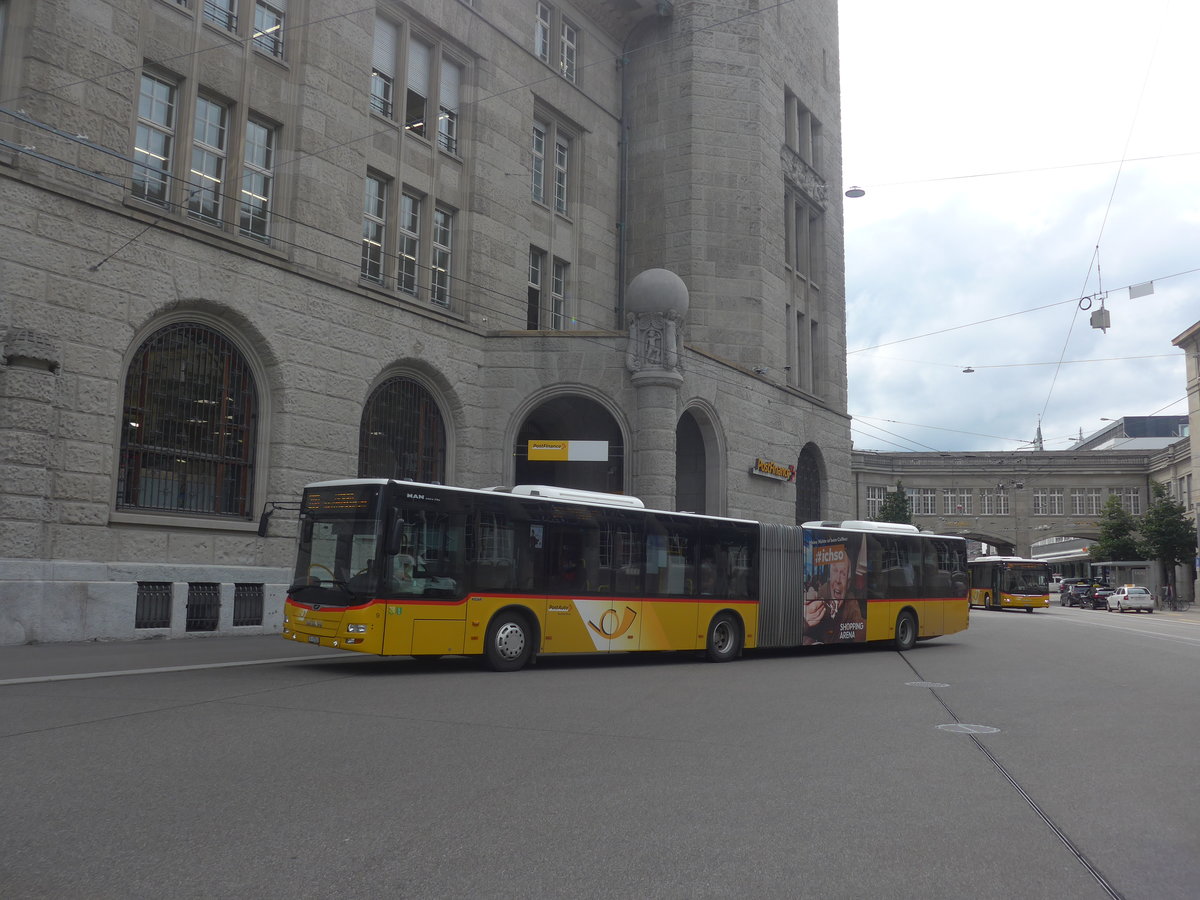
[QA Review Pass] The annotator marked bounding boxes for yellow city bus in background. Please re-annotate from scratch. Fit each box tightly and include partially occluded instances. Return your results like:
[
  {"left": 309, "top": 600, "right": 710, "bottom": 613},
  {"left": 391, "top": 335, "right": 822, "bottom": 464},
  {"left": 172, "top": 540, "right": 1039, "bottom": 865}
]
[
  {"left": 283, "top": 479, "right": 970, "bottom": 670},
  {"left": 967, "top": 556, "right": 1052, "bottom": 612}
]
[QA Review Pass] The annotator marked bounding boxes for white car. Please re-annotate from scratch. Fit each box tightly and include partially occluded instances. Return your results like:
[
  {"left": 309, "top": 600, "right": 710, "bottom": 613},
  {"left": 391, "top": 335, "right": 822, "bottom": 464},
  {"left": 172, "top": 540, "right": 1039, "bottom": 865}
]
[{"left": 1107, "top": 585, "right": 1154, "bottom": 614}]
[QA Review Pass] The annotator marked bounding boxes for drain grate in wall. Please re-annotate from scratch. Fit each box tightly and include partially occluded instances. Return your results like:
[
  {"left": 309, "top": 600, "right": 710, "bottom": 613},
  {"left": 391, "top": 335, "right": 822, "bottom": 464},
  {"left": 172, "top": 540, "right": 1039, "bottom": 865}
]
[
  {"left": 135, "top": 581, "right": 173, "bottom": 629},
  {"left": 186, "top": 582, "right": 220, "bottom": 631},
  {"left": 233, "top": 583, "right": 264, "bottom": 626}
]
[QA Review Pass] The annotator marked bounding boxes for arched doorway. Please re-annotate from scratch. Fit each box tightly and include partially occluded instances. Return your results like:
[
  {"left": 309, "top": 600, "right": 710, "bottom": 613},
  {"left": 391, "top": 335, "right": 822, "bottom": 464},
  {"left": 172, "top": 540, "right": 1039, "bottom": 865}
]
[
  {"left": 795, "top": 444, "right": 823, "bottom": 524},
  {"left": 514, "top": 395, "right": 624, "bottom": 492}
]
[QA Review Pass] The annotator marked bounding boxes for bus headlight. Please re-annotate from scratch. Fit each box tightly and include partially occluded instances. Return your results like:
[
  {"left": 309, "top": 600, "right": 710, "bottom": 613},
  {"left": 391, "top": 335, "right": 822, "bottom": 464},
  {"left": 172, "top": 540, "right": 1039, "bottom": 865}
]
[{"left": 346, "top": 623, "right": 367, "bottom": 633}]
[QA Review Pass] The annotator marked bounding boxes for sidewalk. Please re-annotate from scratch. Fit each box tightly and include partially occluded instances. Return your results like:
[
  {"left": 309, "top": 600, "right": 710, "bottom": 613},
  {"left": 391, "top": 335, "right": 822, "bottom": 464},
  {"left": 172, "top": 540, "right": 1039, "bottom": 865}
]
[{"left": 0, "top": 633, "right": 337, "bottom": 684}]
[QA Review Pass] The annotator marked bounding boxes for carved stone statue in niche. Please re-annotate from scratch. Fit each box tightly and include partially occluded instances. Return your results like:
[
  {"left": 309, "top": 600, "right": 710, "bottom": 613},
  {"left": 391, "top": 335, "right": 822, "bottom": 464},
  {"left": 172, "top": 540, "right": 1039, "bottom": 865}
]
[
  {"left": 623, "top": 267, "right": 688, "bottom": 377},
  {"left": 626, "top": 310, "right": 680, "bottom": 373}
]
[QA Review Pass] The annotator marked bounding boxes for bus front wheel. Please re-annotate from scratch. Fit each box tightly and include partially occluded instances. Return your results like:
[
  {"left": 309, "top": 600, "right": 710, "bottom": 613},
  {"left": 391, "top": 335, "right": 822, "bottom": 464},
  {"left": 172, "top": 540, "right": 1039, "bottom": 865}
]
[
  {"left": 484, "top": 611, "right": 534, "bottom": 672},
  {"left": 894, "top": 610, "right": 918, "bottom": 652},
  {"left": 705, "top": 612, "right": 742, "bottom": 662}
]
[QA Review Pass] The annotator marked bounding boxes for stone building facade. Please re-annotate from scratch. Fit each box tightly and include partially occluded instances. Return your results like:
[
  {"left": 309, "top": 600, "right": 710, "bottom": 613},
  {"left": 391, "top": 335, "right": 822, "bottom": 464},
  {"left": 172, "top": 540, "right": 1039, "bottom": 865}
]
[
  {"left": 851, "top": 427, "right": 1196, "bottom": 602},
  {"left": 0, "top": 0, "right": 853, "bottom": 643}
]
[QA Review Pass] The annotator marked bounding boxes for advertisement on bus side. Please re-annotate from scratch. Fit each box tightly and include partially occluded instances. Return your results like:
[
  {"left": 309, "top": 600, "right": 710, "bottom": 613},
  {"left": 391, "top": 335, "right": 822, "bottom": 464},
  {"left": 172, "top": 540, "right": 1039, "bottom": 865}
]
[{"left": 803, "top": 531, "right": 868, "bottom": 645}]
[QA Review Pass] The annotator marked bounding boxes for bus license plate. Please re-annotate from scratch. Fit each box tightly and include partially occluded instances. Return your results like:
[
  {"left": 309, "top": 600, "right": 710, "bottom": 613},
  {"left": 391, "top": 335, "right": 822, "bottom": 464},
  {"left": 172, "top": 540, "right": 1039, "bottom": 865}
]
[{"left": 308, "top": 635, "right": 320, "bottom": 645}]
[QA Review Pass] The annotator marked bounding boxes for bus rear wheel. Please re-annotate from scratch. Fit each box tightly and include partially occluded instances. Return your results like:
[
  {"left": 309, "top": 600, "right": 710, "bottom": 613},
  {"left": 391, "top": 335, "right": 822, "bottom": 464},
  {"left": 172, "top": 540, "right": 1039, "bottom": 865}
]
[
  {"left": 705, "top": 612, "right": 742, "bottom": 662},
  {"left": 894, "top": 610, "right": 918, "bottom": 651},
  {"left": 484, "top": 611, "right": 534, "bottom": 672}
]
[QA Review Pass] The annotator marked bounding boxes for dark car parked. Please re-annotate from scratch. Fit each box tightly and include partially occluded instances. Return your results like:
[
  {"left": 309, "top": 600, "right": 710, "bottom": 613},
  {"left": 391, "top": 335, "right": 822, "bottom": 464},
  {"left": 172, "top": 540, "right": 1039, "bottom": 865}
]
[
  {"left": 1063, "top": 580, "right": 1111, "bottom": 609},
  {"left": 1060, "top": 579, "right": 1086, "bottom": 606}
]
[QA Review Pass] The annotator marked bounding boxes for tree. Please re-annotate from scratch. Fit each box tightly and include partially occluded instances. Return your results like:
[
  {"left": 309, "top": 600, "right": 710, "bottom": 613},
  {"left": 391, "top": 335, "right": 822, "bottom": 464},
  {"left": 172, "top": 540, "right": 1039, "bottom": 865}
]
[
  {"left": 1089, "top": 494, "right": 1142, "bottom": 563},
  {"left": 1137, "top": 481, "right": 1196, "bottom": 595},
  {"left": 876, "top": 480, "right": 912, "bottom": 525}
]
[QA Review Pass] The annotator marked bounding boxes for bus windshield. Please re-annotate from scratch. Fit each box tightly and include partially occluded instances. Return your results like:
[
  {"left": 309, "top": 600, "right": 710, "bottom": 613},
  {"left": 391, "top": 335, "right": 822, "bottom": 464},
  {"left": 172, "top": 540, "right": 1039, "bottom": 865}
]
[
  {"left": 290, "top": 484, "right": 385, "bottom": 606},
  {"left": 1002, "top": 566, "right": 1049, "bottom": 596},
  {"left": 289, "top": 482, "right": 465, "bottom": 605}
]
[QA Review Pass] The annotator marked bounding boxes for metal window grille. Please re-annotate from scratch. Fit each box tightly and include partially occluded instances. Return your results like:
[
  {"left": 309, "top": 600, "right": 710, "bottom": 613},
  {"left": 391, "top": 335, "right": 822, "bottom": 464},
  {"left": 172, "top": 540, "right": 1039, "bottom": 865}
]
[
  {"left": 186, "top": 582, "right": 221, "bottom": 631},
  {"left": 252, "top": 1, "right": 285, "bottom": 57},
  {"left": 233, "top": 583, "right": 264, "bottom": 626},
  {"left": 135, "top": 581, "right": 173, "bottom": 629},
  {"left": 358, "top": 376, "right": 446, "bottom": 482},
  {"left": 794, "top": 449, "right": 821, "bottom": 524},
  {"left": 203, "top": 0, "right": 237, "bottom": 30},
  {"left": 118, "top": 323, "right": 257, "bottom": 518}
]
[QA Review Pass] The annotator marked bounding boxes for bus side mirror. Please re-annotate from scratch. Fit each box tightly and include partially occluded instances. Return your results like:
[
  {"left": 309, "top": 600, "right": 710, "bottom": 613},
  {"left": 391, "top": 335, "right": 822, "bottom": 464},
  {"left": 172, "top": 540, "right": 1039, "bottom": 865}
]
[
  {"left": 257, "top": 507, "right": 273, "bottom": 537},
  {"left": 386, "top": 513, "right": 405, "bottom": 556}
]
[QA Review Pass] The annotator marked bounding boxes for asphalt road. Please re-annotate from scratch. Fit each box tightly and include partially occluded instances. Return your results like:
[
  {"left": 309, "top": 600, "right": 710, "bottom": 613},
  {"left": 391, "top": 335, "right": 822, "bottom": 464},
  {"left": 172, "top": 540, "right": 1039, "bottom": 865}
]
[{"left": 1, "top": 605, "right": 1198, "bottom": 900}]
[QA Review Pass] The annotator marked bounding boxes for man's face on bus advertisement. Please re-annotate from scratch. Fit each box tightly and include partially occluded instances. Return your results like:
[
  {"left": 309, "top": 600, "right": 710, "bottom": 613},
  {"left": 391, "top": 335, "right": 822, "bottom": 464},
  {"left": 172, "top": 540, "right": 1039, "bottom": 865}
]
[{"left": 829, "top": 553, "right": 850, "bottom": 600}]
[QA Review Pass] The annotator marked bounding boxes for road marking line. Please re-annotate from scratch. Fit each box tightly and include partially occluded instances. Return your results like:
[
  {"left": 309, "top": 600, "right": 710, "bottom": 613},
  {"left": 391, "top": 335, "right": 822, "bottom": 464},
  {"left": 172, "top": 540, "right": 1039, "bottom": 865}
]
[{"left": 0, "top": 654, "right": 348, "bottom": 686}]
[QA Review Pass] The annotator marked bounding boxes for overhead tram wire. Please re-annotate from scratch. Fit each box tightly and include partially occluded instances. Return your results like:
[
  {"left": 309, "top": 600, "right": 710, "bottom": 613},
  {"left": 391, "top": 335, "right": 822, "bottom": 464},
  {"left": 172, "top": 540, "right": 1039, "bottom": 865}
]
[
  {"left": 852, "top": 416, "right": 1038, "bottom": 446},
  {"left": 847, "top": 269, "right": 1200, "bottom": 355},
  {"left": 1037, "top": 2, "right": 1167, "bottom": 428},
  {"left": 851, "top": 419, "right": 942, "bottom": 453}
]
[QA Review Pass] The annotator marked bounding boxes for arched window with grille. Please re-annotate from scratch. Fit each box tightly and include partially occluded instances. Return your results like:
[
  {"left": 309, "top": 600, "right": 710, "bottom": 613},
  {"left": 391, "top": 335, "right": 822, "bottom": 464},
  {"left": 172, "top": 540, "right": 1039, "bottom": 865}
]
[
  {"left": 118, "top": 322, "right": 258, "bottom": 517},
  {"left": 359, "top": 376, "right": 447, "bottom": 482},
  {"left": 795, "top": 444, "right": 823, "bottom": 525}
]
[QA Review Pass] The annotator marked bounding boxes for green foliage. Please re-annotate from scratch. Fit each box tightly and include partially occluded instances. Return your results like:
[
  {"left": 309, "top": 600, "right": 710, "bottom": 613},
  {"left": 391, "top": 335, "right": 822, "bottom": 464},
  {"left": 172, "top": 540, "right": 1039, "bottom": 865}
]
[
  {"left": 1137, "top": 482, "right": 1195, "bottom": 577},
  {"left": 876, "top": 480, "right": 912, "bottom": 525},
  {"left": 1089, "top": 494, "right": 1142, "bottom": 562}
]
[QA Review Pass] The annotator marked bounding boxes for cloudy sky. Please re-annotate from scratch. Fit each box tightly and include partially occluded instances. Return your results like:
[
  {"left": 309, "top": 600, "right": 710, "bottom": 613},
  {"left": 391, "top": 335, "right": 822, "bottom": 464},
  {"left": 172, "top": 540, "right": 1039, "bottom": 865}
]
[{"left": 838, "top": 0, "right": 1200, "bottom": 452}]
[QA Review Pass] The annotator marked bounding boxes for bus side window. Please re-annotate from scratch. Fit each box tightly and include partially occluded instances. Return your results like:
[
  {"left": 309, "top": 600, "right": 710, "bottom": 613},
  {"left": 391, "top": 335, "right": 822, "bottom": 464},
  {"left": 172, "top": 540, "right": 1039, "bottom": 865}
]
[{"left": 865, "top": 535, "right": 886, "bottom": 598}]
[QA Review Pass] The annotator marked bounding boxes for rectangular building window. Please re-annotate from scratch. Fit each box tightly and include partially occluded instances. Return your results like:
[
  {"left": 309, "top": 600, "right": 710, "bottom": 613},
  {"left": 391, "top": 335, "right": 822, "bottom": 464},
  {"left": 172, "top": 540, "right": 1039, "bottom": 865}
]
[
  {"left": 361, "top": 173, "right": 388, "bottom": 283},
  {"left": 551, "top": 258, "right": 567, "bottom": 329},
  {"left": 533, "top": 4, "right": 580, "bottom": 84},
  {"left": 980, "top": 488, "right": 1010, "bottom": 516},
  {"left": 535, "top": 3, "right": 551, "bottom": 63},
  {"left": 405, "top": 37, "right": 431, "bottom": 136},
  {"left": 907, "top": 488, "right": 936, "bottom": 516},
  {"left": 865, "top": 485, "right": 886, "bottom": 519},
  {"left": 438, "top": 58, "right": 461, "bottom": 153},
  {"left": 203, "top": 0, "right": 237, "bottom": 31},
  {"left": 252, "top": 1, "right": 286, "bottom": 57},
  {"left": 431, "top": 207, "right": 453, "bottom": 305},
  {"left": 527, "top": 248, "right": 544, "bottom": 329},
  {"left": 398, "top": 193, "right": 421, "bottom": 295},
  {"left": 943, "top": 489, "right": 972, "bottom": 516},
  {"left": 188, "top": 96, "right": 228, "bottom": 225},
  {"left": 371, "top": 16, "right": 396, "bottom": 118},
  {"left": 1032, "top": 487, "right": 1064, "bottom": 515},
  {"left": 531, "top": 122, "right": 547, "bottom": 204},
  {"left": 1109, "top": 487, "right": 1140, "bottom": 515},
  {"left": 133, "top": 73, "right": 177, "bottom": 207},
  {"left": 239, "top": 116, "right": 274, "bottom": 240},
  {"left": 1071, "top": 488, "right": 1102, "bottom": 516},
  {"left": 559, "top": 18, "right": 577, "bottom": 82},
  {"left": 553, "top": 133, "right": 569, "bottom": 215}
]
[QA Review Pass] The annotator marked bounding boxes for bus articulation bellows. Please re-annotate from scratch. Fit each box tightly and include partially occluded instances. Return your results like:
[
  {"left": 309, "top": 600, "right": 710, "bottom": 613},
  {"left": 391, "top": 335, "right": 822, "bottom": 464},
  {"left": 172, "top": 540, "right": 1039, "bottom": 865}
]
[{"left": 283, "top": 480, "right": 970, "bottom": 670}]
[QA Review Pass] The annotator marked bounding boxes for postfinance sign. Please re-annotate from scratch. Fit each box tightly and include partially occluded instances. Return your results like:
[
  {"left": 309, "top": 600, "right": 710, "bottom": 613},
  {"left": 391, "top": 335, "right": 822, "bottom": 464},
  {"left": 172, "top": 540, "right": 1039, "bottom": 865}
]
[{"left": 528, "top": 440, "right": 609, "bottom": 461}]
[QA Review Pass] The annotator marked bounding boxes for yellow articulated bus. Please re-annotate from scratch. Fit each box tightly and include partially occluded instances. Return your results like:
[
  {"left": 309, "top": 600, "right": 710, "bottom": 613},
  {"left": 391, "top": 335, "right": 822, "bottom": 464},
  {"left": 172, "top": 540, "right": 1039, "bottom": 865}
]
[
  {"left": 283, "top": 479, "right": 970, "bottom": 670},
  {"left": 967, "top": 556, "right": 1052, "bottom": 612}
]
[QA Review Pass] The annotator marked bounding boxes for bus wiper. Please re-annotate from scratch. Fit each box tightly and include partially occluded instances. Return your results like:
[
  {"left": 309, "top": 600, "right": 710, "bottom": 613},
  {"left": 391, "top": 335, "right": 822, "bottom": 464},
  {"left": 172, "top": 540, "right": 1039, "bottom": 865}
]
[{"left": 288, "top": 580, "right": 356, "bottom": 598}]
